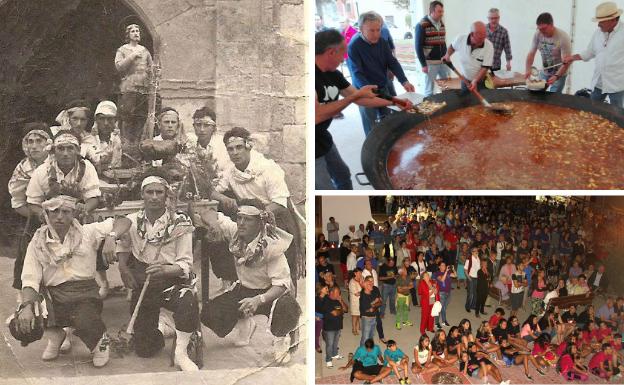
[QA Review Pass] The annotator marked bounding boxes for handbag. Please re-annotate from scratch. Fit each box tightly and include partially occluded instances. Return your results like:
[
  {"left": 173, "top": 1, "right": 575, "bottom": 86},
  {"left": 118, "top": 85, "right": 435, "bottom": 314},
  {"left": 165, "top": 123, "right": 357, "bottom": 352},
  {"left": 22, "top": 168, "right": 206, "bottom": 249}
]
[{"left": 431, "top": 300, "right": 442, "bottom": 316}]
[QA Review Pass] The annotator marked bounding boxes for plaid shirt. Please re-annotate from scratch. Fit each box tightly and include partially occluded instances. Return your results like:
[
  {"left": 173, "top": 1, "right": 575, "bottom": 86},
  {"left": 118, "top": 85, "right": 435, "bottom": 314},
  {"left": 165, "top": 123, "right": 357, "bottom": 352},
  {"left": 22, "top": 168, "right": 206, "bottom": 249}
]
[{"left": 486, "top": 24, "right": 512, "bottom": 70}]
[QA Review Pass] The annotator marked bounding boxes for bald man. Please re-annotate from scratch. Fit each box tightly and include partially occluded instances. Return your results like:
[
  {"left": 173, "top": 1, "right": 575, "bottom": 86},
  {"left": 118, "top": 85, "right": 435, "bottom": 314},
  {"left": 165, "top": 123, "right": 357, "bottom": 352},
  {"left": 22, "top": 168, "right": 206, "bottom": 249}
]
[{"left": 442, "top": 21, "right": 494, "bottom": 92}]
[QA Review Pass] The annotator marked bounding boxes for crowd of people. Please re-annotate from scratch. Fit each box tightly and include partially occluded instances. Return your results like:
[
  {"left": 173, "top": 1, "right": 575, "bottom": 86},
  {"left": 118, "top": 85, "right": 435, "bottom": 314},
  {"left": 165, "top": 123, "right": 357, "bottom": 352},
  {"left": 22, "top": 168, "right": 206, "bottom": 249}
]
[
  {"left": 315, "top": 1, "right": 624, "bottom": 189},
  {"left": 5, "top": 23, "right": 302, "bottom": 371},
  {"left": 316, "top": 197, "right": 624, "bottom": 383}
]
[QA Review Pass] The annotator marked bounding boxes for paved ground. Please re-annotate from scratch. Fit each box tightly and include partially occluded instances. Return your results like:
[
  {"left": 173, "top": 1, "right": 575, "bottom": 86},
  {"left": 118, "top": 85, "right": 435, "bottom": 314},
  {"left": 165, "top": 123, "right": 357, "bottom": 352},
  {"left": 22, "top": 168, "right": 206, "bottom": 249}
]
[
  {"left": 0, "top": 246, "right": 305, "bottom": 385},
  {"left": 315, "top": 262, "right": 615, "bottom": 384}
]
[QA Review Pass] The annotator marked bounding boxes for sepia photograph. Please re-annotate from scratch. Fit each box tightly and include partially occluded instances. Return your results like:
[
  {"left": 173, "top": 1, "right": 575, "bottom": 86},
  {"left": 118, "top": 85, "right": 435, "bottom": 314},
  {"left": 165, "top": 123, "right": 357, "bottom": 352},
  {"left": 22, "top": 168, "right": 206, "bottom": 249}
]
[
  {"left": 314, "top": 0, "right": 624, "bottom": 190},
  {"left": 315, "top": 195, "right": 624, "bottom": 384},
  {"left": 0, "top": 1, "right": 307, "bottom": 384}
]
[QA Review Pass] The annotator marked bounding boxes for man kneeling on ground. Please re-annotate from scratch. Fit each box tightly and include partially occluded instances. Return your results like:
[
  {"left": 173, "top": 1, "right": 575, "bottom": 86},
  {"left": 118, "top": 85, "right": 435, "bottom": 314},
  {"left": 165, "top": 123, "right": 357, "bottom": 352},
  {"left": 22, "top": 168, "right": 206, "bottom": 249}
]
[{"left": 15, "top": 194, "right": 130, "bottom": 367}]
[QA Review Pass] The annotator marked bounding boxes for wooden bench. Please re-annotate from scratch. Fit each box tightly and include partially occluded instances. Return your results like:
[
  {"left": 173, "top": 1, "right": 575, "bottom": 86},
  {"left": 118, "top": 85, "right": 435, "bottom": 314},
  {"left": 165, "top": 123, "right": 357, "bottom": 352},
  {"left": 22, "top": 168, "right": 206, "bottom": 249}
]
[
  {"left": 489, "top": 286, "right": 502, "bottom": 305},
  {"left": 549, "top": 292, "right": 595, "bottom": 310}
]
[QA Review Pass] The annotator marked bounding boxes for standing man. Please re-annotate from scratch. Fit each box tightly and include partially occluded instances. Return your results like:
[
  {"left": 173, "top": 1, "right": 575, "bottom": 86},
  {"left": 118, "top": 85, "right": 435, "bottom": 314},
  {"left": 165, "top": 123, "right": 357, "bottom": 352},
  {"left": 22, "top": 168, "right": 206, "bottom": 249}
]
[
  {"left": 116, "top": 176, "right": 200, "bottom": 371},
  {"left": 115, "top": 23, "right": 153, "bottom": 144},
  {"left": 486, "top": 8, "right": 513, "bottom": 72},
  {"left": 442, "top": 21, "right": 494, "bottom": 93},
  {"left": 315, "top": 29, "right": 410, "bottom": 190},
  {"left": 524, "top": 13, "right": 572, "bottom": 93},
  {"left": 464, "top": 247, "right": 481, "bottom": 313},
  {"left": 348, "top": 11, "right": 415, "bottom": 136},
  {"left": 321, "top": 286, "right": 348, "bottom": 368},
  {"left": 415, "top": 1, "right": 449, "bottom": 96},
  {"left": 564, "top": 2, "right": 624, "bottom": 108},
  {"left": 359, "top": 276, "right": 381, "bottom": 346},
  {"left": 378, "top": 257, "right": 398, "bottom": 318}
]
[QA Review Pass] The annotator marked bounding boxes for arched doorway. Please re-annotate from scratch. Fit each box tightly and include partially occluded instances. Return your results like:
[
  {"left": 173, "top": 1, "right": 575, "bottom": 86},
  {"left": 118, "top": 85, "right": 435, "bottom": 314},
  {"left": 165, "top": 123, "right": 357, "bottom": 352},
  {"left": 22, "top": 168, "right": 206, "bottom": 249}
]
[{"left": 0, "top": 0, "right": 156, "bottom": 214}]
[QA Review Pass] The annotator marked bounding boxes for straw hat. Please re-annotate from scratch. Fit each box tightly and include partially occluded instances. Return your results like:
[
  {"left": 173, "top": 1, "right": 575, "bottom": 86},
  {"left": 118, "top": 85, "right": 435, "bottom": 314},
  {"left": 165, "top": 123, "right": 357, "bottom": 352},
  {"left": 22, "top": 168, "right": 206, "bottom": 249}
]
[{"left": 592, "top": 2, "right": 623, "bottom": 22}]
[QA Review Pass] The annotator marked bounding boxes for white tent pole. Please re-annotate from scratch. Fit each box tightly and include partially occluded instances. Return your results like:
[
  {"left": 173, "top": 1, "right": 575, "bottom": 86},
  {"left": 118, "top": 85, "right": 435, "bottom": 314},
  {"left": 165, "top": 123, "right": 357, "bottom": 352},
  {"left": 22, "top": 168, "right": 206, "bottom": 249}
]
[{"left": 566, "top": 0, "right": 578, "bottom": 94}]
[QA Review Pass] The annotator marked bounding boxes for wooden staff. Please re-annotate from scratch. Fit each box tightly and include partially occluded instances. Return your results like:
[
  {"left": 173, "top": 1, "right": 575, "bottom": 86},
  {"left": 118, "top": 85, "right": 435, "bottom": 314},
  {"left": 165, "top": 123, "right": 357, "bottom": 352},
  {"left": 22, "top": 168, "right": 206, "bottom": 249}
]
[{"left": 126, "top": 274, "right": 151, "bottom": 334}]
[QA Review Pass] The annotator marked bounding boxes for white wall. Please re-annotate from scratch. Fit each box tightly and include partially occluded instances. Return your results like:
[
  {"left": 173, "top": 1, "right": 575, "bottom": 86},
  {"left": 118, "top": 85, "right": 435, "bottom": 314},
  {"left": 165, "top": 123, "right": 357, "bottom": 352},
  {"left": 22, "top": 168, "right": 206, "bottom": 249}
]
[
  {"left": 441, "top": 0, "right": 613, "bottom": 93},
  {"left": 321, "top": 196, "right": 374, "bottom": 239}
]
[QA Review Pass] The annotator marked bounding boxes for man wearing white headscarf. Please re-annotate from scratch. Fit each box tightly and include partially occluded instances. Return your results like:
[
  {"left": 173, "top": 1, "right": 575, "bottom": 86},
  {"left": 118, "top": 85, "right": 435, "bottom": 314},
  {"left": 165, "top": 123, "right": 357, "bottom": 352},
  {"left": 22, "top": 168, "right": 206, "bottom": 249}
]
[
  {"left": 26, "top": 132, "right": 101, "bottom": 216},
  {"left": 196, "top": 205, "right": 301, "bottom": 363},
  {"left": 50, "top": 100, "right": 91, "bottom": 138},
  {"left": 79, "top": 101, "right": 122, "bottom": 170},
  {"left": 211, "top": 127, "right": 302, "bottom": 292},
  {"left": 16, "top": 194, "right": 131, "bottom": 367},
  {"left": 8, "top": 125, "right": 52, "bottom": 299},
  {"left": 115, "top": 175, "right": 200, "bottom": 371}
]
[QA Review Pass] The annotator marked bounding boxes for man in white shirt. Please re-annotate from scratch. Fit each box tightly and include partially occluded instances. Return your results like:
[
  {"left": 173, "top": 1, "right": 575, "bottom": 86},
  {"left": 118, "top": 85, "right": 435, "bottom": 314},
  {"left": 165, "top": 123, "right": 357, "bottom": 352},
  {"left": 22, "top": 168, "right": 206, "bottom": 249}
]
[
  {"left": 327, "top": 216, "right": 340, "bottom": 245},
  {"left": 564, "top": 2, "right": 624, "bottom": 108},
  {"left": 196, "top": 204, "right": 301, "bottom": 363},
  {"left": 443, "top": 21, "right": 493, "bottom": 93},
  {"left": 16, "top": 194, "right": 130, "bottom": 367},
  {"left": 362, "top": 259, "right": 379, "bottom": 288},
  {"left": 116, "top": 176, "right": 199, "bottom": 371},
  {"left": 464, "top": 247, "right": 481, "bottom": 312},
  {"left": 212, "top": 127, "right": 302, "bottom": 291},
  {"left": 346, "top": 225, "right": 360, "bottom": 245}
]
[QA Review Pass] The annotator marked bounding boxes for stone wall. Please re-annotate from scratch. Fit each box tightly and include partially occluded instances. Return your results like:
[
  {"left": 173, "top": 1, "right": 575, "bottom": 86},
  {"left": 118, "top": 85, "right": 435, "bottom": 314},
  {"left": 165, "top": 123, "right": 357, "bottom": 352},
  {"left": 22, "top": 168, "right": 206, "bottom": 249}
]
[{"left": 215, "top": 0, "right": 307, "bottom": 203}]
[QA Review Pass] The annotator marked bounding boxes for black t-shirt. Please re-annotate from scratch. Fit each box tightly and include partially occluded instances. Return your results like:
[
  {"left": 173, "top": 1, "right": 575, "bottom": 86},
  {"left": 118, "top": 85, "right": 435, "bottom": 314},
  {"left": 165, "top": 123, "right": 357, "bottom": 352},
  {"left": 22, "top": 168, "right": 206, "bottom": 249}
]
[
  {"left": 321, "top": 297, "right": 344, "bottom": 331},
  {"left": 379, "top": 264, "right": 398, "bottom": 285},
  {"left": 447, "top": 336, "right": 461, "bottom": 355},
  {"left": 360, "top": 287, "right": 382, "bottom": 317},
  {"left": 508, "top": 324, "right": 520, "bottom": 336},
  {"left": 562, "top": 311, "right": 578, "bottom": 324},
  {"left": 493, "top": 326, "right": 508, "bottom": 343},
  {"left": 339, "top": 245, "right": 350, "bottom": 264},
  {"left": 315, "top": 65, "right": 351, "bottom": 158}
]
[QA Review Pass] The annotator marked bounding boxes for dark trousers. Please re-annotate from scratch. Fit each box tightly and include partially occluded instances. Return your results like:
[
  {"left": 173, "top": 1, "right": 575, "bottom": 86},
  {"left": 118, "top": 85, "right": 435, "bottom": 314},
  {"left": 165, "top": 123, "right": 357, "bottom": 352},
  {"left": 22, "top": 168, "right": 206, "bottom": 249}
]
[
  {"left": 47, "top": 280, "right": 105, "bottom": 351},
  {"left": 128, "top": 258, "right": 199, "bottom": 358},
  {"left": 476, "top": 288, "right": 488, "bottom": 315},
  {"left": 375, "top": 313, "right": 385, "bottom": 340},
  {"left": 409, "top": 286, "right": 418, "bottom": 306},
  {"left": 13, "top": 216, "right": 40, "bottom": 289},
  {"left": 202, "top": 285, "right": 300, "bottom": 338},
  {"left": 118, "top": 91, "right": 148, "bottom": 144}
]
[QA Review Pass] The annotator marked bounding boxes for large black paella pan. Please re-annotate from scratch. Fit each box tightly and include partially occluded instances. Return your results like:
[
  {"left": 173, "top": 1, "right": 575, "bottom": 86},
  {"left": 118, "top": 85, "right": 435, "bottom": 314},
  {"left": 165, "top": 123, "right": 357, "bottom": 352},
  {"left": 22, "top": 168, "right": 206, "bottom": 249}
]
[{"left": 360, "top": 89, "right": 624, "bottom": 190}]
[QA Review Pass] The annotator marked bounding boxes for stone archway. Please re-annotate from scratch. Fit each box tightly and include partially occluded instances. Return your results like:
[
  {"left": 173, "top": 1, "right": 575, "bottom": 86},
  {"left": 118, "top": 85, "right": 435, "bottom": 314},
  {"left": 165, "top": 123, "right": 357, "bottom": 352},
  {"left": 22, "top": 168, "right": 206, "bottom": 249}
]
[{"left": 0, "top": 0, "right": 158, "bottom": 212}]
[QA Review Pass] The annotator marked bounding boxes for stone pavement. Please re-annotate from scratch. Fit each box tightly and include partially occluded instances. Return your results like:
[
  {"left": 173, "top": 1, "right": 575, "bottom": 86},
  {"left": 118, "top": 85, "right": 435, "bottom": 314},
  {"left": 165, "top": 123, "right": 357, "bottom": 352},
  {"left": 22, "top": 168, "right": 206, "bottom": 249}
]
[{"left": 0, "top": 250, "right": 305, "bottom": 385}]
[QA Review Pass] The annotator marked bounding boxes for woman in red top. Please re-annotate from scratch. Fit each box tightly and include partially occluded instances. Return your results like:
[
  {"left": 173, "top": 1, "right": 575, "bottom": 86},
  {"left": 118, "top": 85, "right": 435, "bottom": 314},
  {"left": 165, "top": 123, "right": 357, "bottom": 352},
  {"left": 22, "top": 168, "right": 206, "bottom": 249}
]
[
  {"left": 405, "top": 228, "right": 418, "bottom": 262},
  {"left": 418, "top": 272, "right": 439, "bottom": 335},
  {"left": 597, "top": 321, "right": 612, "bottom": 342},
  {"left": 557, "top": 344, "right": 589, "bottom": 381}
]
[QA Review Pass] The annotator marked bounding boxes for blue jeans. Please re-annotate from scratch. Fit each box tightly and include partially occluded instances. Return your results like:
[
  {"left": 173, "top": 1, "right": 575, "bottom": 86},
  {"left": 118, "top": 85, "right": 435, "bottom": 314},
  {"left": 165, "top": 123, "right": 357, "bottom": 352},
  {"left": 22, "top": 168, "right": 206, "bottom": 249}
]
[
  {"left": 465, "top": 277, "right": 477, "bottom": 311},
  {"left": 380, "top": 283, "right": 397, "bottom": 316},
  {"left": 591, "top": 87, "right": 624, "bottom": 109},
  {"left": 423, "top": 63, "right": 451, "bottom": 97},
  {"left": 360, "top": 316, "right": 377, "bottom": 346},
  {"left": 323, "top": 329, "right": 341, "bottom": 362},
  {"left": 436, "top": 291, "right": 451, "bottom": 324},
  {"left": 315, "top": 144, "right": 353, "bottom": 190},
  {"left": 358, "top": 105, "right": 391, "bottom": 136},
  {"left": 539, "top": 72, "right": 567, "bottom": 93}
]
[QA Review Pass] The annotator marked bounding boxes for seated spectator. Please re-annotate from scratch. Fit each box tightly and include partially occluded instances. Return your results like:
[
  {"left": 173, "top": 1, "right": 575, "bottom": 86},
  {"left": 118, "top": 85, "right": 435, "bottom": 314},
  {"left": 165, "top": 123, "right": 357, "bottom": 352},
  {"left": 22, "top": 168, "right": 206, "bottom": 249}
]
[
  {"left": 383, "top": 340, "right": 410, "bottom": 384},
  {"left": 597, "top": 297, "right": 618, "bottom": 329},
  {"left": 340, "top": 338, "right": 392, "bottom": 383},
  {"left": 588, "top": 343, "right": 620, "bottom": 380},
  {"left": 557, "top": 343, "right": 589, "bottom": 381},
  {"left": 588, "top": 264, "right": 609, "bottom": 294}
]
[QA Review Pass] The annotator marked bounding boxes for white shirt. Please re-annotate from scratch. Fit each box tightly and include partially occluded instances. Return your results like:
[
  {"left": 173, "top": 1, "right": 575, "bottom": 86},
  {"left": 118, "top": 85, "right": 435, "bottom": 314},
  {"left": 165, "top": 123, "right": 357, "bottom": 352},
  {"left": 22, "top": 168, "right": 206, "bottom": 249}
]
[
  {"left": 466, "top": 255, "right": 481, "bottom": 278},
  {"left": 362, "top": 268, "right": 379, "bottom": 287},
  {"left": 214, "top": 213, "right": 292, "bottom": 290},
  {"left": 26, "top": 158, "right": 101, "bottom": 206},
  {"left": 451, "top": 33, "right": 494, "bottom": 81},
  {"left": 118, "top": 211, "right": 194, "bottom": 278},
  {"left": 580, "top": 22, "right": 624, "bottom": 93},
  {"left": 216, "top": 149, "right": 290, "bottom": 207},
  {"left": 21, "top": 219, "right": 114, "bottom": 292},
  {"left": 346, "top": 252, "right": 358, "bottom": 271}
]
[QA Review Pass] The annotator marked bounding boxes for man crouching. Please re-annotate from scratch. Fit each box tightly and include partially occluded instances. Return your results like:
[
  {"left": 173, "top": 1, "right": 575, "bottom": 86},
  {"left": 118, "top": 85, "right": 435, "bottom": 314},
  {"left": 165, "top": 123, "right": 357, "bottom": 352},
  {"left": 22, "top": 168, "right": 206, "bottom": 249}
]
[
  {"left": 196, "top": 205, "right": 301, "bottom": 362},
  {"left": 14, "top": 194, "right": 130, "bottom": 367},
  {"left": 116, "top": 176, "right": 199, "bottom": 371}
]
